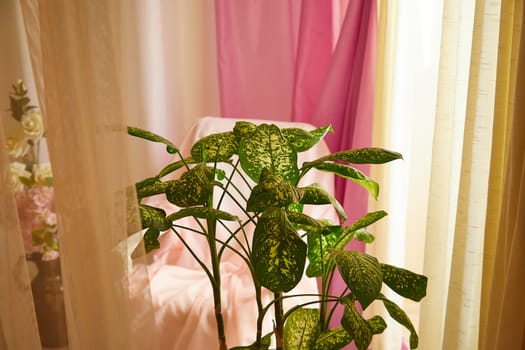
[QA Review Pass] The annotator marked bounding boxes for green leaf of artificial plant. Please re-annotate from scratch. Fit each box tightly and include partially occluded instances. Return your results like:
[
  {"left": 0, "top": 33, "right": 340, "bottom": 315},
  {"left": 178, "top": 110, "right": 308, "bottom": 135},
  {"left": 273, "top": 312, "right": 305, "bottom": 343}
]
[
  {"left": 127, "top": 126, "right": 178, "bottom": 154},
  {"left": 324, "top": 147, "right": 403, "bottom": 164},
  {"left": 238, "top": 124, "right": 299, "bottom": 184},
  {"left": 314, "top": 162, "right": 380, "bottom": 200},
  {"left": 378, "top": 294, "right": 419, "bottom": 349},
  {"left": 190, "top": 131, "right": 238, "bottom": 162},
  {"left": 305, "top": 226, "right": 343, "bottom": 277},
  {"left": 166, "top": 207, "right": 238, "bottom": 223},
  {"left": 139, "top": 204, "right": 170, "bottom": 231},
  {"left": 299, "top": 184, "right": 347, "bottom": 222},
  {"left": 381, "top": 263, "right": 428, "bottom": 302},
  {"left": 332, "top": 250, "right": 383, "bottom": 309},
  {"left": 246, "top": 169, "right": 304, "bottom": 212},
  {"left": 229, "top": 333, "right": 273, "bottom": 350},
  {"left": 283, "top": 308, "right": 320, "bottom": 350},
  {"left": 281, "top": 125, "right": 332, "bottom": 152},
  {"left": 165, "top": 164, "right": 218, "bottom": 207},
  {"left": 251, "top": 208, "right": 307, "bottom": 293},
  {"left": 311, "top": 327, "right": 353, "bottom": 350},
  {"left": 340, "top": 297, "right": 373, "bottom": 350}
]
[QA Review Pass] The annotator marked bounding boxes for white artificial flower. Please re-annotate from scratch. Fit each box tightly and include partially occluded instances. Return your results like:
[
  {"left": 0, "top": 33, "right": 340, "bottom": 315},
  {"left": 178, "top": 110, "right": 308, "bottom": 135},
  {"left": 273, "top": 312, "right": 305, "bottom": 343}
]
[
  {"left": 34, "top": 162, "right": 53, "bottom": 185},
  {"left": 9, "top": 162, "right": 31, "bottom": 192},
  {"left": 21, "top": 109, "right": 45, "bottom": 139},
  {"left": 5, "top": 133, "right": 30, "bottom": 158}
]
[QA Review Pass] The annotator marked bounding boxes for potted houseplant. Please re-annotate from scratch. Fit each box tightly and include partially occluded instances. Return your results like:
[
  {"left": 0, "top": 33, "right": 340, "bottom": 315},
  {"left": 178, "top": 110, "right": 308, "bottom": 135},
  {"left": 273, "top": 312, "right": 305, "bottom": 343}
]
[{"left": 128, "top": 121, "right": 427, "bottom": 350}]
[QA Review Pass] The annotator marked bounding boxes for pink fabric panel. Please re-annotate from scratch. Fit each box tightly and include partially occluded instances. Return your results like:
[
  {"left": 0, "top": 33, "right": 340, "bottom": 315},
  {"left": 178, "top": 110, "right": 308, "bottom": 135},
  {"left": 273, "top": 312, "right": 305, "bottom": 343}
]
[
  {"left": 215, "top": 0, "right": 301, "bottom": 121},
  {"left": 291, "top": 2, "right": 333, "bottom": 122}
]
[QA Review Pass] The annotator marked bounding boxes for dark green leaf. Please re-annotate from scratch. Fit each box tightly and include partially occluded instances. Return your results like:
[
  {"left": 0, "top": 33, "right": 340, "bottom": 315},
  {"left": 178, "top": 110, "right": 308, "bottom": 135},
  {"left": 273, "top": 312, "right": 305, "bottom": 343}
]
[
  {"left": 191, "top": 131, "right": 238, "bottom": 162},
  {"left": 139, "top": 204, "right": 170, "bottom": 231},
  {"left": 229, "top": 333, "right": 272, "bottom": 350},
  {"left": 332, "top": 250, "right": 383, "bottom": 309},
  {"left": 306, "top": 227, "right": 342, "bottom": 277},
  {"left": 325, "top": 147, "right": 403, "bottom": 164},
  {"left": 136, "top": 177, "right": 160, "bottom": 191},
  {"left": 287, "top": 211, "right": 321, "bottom": 229},
  {"left": 340, "top": 297, "right": 373, "bottom": 350},
  {"left": 127, "top": 126, "right": 178, "bottom": 153},
  {"left": 136, "top": 181, "right": 170, "bottom": 199},
  {"left": 143, "top": 227, "right": 161, "bottom": 252},
  {"left": 247, "top": 170, "right": 303, "bottom": 212},
  {"left": 335, "top": 211, "right": 387, "bottom": 250},
  {"left": 368, "top": 315, "right": 387, "bottom": 334},
  {"left": 283, "top": 308, "right": 320, "bottom": 350},
  {"left": 166, "top": 207, "right": 238, "bottom": 222},
  {"left": 9, "top": 96, "right": 24, "bottom": 121},
  {"left": 312, "top": 328, "right": 352, "bottom": 350},
  {"left": 251, "top": 208, "right": 307, "bottom": 293},
  {"left": 158, "top": 158, "right": 196, "bottom": 179},
  {"left": 379, "top": 295, "right": 418, "bottom": 349},
  {"left": 233, "top": 121, "right": 257, "bottom": 140},
  {"left": 238, "top": 124, "right": 299, "bottom": 184},
  {"left": 314, "top": 163, "right": 379, "bottom": 200},
  {"left": 381, "top": 264, "right": 428, "bottom": 302},
  {"left": 282, "top": 125, "right": 332, "bottom": 152},
  {"left": 299, "top": 184, "right": 347, "bottom": 222},
  {"left": 165, "top": 165, "right": 217, "bottom": 207},
  {"left": 355, "top": 229, "right": 375, "bottom": 244}
]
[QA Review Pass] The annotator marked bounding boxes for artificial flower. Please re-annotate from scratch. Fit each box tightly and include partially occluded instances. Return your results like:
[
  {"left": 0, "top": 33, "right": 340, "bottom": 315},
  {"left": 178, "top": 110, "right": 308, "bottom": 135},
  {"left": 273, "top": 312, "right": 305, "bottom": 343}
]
[{"left": 21, "top": 109, "right": 45, "bottom": 139}]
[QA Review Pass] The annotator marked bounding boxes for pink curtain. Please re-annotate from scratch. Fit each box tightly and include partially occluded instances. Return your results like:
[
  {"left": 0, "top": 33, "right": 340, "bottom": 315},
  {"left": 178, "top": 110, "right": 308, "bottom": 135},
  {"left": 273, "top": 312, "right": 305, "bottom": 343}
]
[{"left": 215, "top": 1, "right": 377, "bottom": 348}]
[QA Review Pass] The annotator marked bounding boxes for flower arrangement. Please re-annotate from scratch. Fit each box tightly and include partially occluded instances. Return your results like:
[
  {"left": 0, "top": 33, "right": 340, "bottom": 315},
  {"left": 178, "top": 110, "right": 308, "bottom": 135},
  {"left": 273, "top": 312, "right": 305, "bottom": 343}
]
[{"left": 5, "top": 80, "right": 58, "bottom": 261}]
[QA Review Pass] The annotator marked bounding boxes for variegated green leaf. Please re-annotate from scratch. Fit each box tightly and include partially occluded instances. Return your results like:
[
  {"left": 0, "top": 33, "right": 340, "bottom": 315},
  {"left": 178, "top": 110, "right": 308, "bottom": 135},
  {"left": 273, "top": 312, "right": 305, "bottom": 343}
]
[
  {"left": 368, "top": 315, "right": 387, "bottom": 334},
  {"left": 165, "top": 165, "right": 216, "bottom": 207},
  {"left": 251, "top": 208, "right": 307, "bottom": 293},
  {"left": 306, "top": 227, "right": 343, "bottom": 277},
  {"left": 355, "top": 229, "right": 375, "bottom": 244},
  {"left": 143, "top": 227, "right": 161, "bottom": 252},
  {"left": 312, "top": 328, "right": 352, "bottom": 350},
  {"left": 247, "top": 170, "right": 304, "bottom": 212},
  {"left": 282, "top": 125, "right": 332, "bottom": 152},
  {"left": 340, "top": 297, "right": 373, "bottom": 350},
  {"left": 332, "top": 250, "right": 383, "bottom": 309},
  {"left": 381, "top": 264, "right": 428, "bottom": 301},
  {"left": 286, "top": 211, "right": 321, "bottom": 229},
  {"left": 135, "top": 176, "right": 159, "bottom": 191},
  {"left": 139, "top": 204, "right": 170, "bottom": 231},
  {"left": 191, "top": 131, "right": 238, "bottom": 162},
  {"left": 229, "top": 333, "right": 273, "bottom": 350},
  {"left": 238, "top": 124, "right": 299, "bottom": 184},
  {"left": 325, "top": 147, "right": 402, "bottom": 164},
  {"left": 233, "top": 120, "right": 257, "bottom": 140},
  {"left": 335, "top": 211, "right": 387, "bottom": 250},
  {"left": 314, "top": 162, "right": 379, "bottom": 200},
  {"left": 137, "top": 181, "right": 170, "bottom": 199},
  {"left": 158, "top": 158, "right": 197, "bottom": 178},
  {"left": 299, "top": 184, "right": 347, "bottom": 222},
  {"left": 166, "top": 207, "right": 238, "bottom": 222},
  {"left": 379, "top": 295, "right": 419, "bottom": 349},
  {"left": 283, "top": 308, "right": 320, "bottom": 350},
  {"left": 127, "top": 126, "right": 178, "bottom": 154}
]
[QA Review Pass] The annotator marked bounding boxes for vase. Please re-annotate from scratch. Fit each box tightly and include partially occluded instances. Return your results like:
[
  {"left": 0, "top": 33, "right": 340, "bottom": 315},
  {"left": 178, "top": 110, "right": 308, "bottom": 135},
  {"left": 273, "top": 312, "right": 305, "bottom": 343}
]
[{"left": 28, "top": 253, "right": 69, "bottom": 348}]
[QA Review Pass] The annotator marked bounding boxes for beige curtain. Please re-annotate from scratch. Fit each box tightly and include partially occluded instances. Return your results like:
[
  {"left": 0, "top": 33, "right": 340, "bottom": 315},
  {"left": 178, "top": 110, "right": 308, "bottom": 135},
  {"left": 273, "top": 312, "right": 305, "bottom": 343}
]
[
  {"left": 482, "top": 1, "right": 525, "bottom": 348},
  {"left": 372, "top": 0, "right": 520, "bottom": 349}
]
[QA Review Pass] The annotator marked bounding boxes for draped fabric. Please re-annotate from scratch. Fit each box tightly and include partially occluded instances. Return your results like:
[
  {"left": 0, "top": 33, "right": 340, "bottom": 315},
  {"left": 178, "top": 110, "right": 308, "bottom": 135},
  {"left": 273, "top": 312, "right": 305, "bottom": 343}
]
[
  {"left": 482, "top": 1, "right": 525, "bottom": 348},
  {"left": 15, "top": 1, "right": 159, "bottom": 349},
  {"left": 372, "top": 1, "right": 525, "bottom": 349}
]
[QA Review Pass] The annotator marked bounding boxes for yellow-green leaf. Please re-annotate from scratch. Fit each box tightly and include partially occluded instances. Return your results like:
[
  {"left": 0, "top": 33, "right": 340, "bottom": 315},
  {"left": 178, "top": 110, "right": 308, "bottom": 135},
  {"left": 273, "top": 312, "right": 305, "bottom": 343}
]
[{"left": 283, "top": 308, "right": 320, "bottom": 350}]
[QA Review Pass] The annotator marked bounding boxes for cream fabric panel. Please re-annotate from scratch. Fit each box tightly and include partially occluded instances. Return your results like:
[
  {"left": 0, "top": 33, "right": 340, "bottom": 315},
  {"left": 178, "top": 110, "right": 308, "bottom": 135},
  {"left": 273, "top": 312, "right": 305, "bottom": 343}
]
[
  {"left": 369, "top": 1, "right": 442, "bottom": 348},
  {"left": 21, "top": 1, "right": 159, "bottom": 348}
]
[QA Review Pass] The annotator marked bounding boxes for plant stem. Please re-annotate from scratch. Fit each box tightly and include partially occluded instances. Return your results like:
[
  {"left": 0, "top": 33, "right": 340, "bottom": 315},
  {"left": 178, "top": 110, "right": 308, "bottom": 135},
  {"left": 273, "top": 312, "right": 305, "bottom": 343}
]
[
  {"left": 274, "top": 292, "right": 284, "bottom": 350},
  {"left": 206, "top": 198, "right": 228, "bottom": 350}
]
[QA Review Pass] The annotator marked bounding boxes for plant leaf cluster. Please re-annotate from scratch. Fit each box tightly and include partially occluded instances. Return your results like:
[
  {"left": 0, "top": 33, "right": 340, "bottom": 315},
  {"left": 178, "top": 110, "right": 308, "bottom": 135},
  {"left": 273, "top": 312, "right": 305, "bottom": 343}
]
[{"left": 128, "top": 121, "right": 426, "bottom": 350}]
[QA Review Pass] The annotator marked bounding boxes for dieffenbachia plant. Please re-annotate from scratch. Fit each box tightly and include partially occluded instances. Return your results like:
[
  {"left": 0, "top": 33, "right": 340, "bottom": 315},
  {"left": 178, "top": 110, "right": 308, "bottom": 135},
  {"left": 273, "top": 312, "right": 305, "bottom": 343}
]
[{"left": 128, "top": 121, "right": 427, "bottom": 350}]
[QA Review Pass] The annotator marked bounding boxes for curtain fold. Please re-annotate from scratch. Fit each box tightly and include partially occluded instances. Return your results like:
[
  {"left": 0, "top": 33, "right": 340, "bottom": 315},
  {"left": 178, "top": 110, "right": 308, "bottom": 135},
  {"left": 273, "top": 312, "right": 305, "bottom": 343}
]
[{"left": 483, "top": 1, "right": 525, "bottom": 348}]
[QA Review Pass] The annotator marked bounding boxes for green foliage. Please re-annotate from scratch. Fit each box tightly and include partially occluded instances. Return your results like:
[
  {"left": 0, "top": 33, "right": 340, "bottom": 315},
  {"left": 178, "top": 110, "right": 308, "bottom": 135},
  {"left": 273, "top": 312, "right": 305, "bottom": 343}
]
[{"left": 128, "top": 121, "right": 427, "bottom": 350}]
